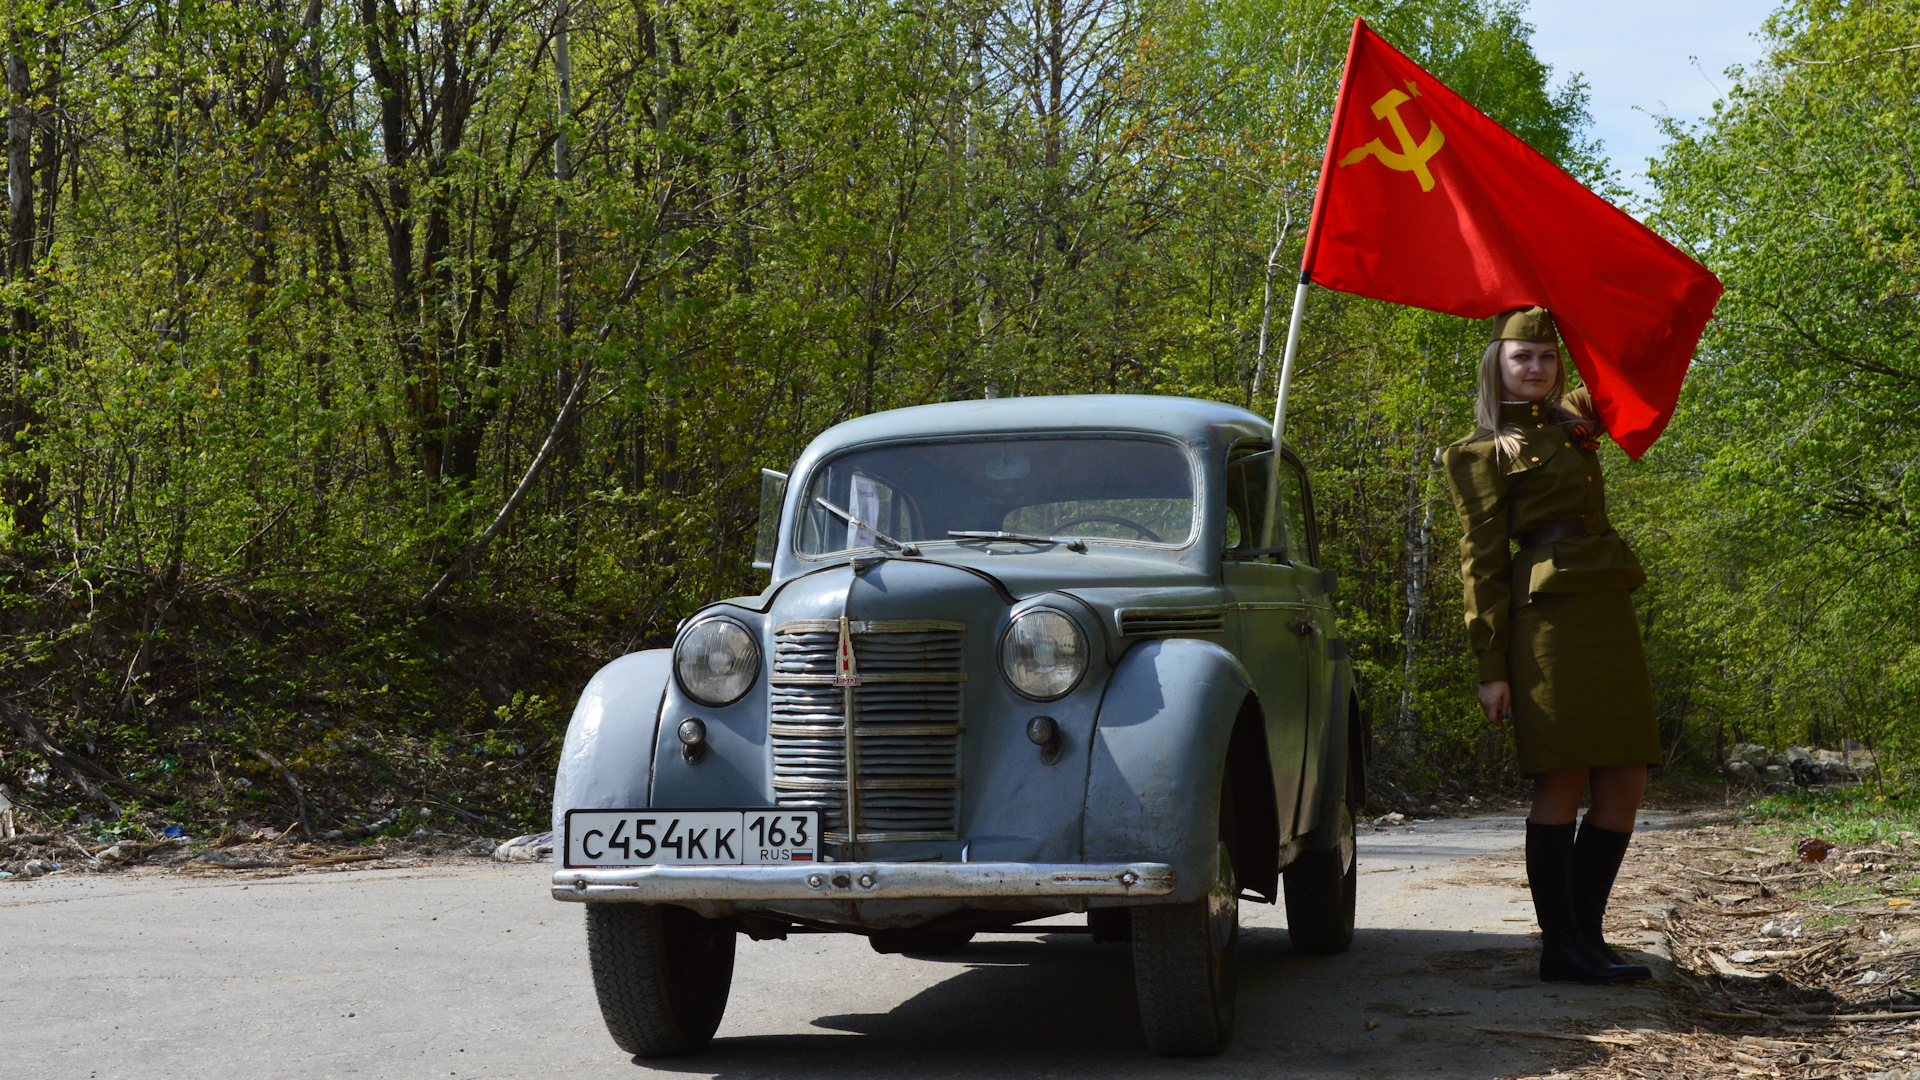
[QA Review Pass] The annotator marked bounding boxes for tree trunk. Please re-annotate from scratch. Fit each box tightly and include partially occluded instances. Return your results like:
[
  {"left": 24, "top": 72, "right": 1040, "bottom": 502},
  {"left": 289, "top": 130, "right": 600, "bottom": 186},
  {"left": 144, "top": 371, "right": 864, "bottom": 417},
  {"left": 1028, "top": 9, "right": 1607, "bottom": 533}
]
[
  {"left": 1248, "top": 204, "right": 1291, "bottom": 403},
  {"left": 1396, "top": 446, "right": 1441, "bottom": 760},
  {"left": 4, "top": 30, "right": 47, "bottom": 535},
  {"left": 967, "top": 18, "right": 991, "bottom": 397},
  {"left": 556, "top": 0, "right": 574, "bottom": 341}
]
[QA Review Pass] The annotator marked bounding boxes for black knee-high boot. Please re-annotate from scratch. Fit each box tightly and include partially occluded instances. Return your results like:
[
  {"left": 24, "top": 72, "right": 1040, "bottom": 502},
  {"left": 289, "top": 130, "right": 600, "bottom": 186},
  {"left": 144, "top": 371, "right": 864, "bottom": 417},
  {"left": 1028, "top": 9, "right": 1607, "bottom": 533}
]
[
  {"left": 1573, "top": 816, "right": 1637, "bottom": 966},
  {"left": 1527, "top": 820, "right": 1649, "bottom": 984}
]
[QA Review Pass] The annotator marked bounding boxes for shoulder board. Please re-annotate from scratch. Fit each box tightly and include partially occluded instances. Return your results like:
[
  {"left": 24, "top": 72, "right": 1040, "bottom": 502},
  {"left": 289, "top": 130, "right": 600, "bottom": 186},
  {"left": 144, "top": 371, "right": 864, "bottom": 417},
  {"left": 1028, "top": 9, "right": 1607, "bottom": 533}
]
[{"left": 1446, "top": 427, "right": 1496, "bottom": 451}]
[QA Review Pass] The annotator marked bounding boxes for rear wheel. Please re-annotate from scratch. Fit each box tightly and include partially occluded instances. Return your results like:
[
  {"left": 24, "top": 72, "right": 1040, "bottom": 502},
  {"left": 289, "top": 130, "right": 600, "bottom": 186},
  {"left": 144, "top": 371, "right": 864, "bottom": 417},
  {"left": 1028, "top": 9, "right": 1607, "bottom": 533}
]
[
  {"left": 1132, "top": 792, "right": 1239, "bottom": 1056},
  {"left": 1282, "top": 806, "right": 1356, "bottom": 955},
  {"left": 586, "top": 903, "right": 736, "bottom": 1057}
]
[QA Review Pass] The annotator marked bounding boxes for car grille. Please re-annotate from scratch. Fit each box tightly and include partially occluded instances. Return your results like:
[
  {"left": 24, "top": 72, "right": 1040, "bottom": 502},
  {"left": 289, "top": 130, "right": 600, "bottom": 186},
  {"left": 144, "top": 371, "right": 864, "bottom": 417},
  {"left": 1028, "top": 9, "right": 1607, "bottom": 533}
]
[{"left": 769, "top": 619, "right": 966, "bottom": 845}]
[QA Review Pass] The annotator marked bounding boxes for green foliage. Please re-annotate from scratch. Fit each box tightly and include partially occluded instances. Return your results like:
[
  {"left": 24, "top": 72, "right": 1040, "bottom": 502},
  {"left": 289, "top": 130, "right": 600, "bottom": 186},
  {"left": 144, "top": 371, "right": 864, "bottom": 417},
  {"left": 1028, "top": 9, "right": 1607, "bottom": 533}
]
[
  {"left": 0, "top": 0, "right": 1649, "bottom": 821},
  {"left": 0, "top": 557, "right": 604, "bottom": 831},
  {"left": 1744, "top": 785, "right": 1920, "bottom": 848},
  {"left": 1637, "top": 0, "right": 1920, "bottom": 782}
]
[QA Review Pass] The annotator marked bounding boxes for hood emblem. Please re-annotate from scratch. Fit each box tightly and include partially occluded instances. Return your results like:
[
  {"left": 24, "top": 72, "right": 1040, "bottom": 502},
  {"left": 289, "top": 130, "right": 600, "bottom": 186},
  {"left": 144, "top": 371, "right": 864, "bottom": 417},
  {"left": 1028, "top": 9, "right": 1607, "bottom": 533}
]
[{"left": 834, "top": 615, "right": 861, "bottom": 687}]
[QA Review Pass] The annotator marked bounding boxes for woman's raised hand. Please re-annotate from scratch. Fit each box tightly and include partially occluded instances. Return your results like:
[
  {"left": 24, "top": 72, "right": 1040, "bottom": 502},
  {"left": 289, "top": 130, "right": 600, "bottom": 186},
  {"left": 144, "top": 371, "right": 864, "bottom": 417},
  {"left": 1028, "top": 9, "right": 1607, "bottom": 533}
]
[{"left": 1478, "top": 680, "right": 1511, "bottom": 728}]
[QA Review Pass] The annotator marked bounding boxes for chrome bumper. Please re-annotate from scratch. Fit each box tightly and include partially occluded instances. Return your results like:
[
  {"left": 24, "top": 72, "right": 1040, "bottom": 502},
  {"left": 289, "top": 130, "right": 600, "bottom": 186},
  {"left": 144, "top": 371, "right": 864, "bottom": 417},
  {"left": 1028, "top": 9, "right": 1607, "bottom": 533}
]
[{"left": 551, "top": 861, "right": 1176, "bottom": 903}]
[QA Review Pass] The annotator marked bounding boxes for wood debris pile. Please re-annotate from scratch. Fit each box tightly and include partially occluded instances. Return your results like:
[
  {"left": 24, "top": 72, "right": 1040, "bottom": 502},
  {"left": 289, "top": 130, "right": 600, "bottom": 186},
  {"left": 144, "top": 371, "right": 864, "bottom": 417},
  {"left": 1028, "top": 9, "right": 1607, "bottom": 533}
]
[
  {"left": 0, "top": 829, "right": 189, "bottom": 876},
  {"left": 0, "top": 817, "right": 496, "bottom": 880}
]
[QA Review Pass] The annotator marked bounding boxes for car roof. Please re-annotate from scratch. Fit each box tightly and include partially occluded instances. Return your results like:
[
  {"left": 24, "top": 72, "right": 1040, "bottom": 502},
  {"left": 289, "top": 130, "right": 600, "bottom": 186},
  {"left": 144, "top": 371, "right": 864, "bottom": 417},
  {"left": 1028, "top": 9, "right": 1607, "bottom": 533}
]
[{"left": 807, "top": 394, "right": 1275, "bottom": 452}]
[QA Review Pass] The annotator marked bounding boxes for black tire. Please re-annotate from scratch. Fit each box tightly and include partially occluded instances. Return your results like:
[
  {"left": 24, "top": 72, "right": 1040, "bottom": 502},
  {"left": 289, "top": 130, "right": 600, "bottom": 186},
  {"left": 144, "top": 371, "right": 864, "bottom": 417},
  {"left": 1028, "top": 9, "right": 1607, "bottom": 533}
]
[
  {"left": 585, "top": 903, "right": 737, "bottom": 1057},
  {"left": 1283, "top": 807, "right": 1356, "bottom": 956},
  {"left": 1132, "top": 793, "right": 1239, "bottom": 1056}
]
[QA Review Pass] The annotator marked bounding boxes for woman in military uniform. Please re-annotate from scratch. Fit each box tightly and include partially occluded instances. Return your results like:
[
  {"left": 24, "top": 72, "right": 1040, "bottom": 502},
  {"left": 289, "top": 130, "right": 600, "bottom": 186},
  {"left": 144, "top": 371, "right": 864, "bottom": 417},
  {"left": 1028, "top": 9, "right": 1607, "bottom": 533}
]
[{"left": 1442, "top": 306, "right": 1660, "bottom": 985}]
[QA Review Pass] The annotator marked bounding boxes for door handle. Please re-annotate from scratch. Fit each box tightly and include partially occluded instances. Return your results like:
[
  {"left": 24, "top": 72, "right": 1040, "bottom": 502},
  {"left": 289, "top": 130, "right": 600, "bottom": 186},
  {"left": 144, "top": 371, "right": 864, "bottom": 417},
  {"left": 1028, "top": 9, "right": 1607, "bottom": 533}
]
[{"left": 1293, "top": 620, "right": 1321, "bottom": 637}]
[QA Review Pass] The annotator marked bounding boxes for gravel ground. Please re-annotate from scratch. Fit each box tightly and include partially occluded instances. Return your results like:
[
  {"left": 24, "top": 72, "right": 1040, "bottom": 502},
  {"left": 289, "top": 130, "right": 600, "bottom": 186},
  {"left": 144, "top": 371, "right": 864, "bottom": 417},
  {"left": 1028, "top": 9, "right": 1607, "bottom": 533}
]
[{"left": 0, "top": 812, "right": 1699, "bottom": 1080}]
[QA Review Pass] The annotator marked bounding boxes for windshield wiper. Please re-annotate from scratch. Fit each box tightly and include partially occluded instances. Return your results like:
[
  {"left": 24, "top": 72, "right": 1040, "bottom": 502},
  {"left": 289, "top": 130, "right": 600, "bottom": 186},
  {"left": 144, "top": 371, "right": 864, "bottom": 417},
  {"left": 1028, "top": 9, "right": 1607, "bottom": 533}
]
[
  {"left": 815, "top": 497, "right": 920, "bottom": 556},
  {"left": 947, "top": 530, "right": 1087, "bottom": 553}
]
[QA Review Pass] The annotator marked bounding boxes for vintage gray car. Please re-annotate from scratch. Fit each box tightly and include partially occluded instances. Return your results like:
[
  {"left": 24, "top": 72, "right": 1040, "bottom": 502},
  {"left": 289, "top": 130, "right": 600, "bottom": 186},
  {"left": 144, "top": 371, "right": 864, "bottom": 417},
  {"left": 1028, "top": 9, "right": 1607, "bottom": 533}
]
[{"left": 551, "top": 394, "right": 1364, "bottom": 1057}]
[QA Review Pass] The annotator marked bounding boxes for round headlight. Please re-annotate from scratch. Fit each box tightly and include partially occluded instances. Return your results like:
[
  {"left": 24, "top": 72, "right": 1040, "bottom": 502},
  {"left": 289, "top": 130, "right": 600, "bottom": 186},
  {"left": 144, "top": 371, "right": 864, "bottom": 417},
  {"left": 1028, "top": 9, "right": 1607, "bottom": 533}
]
[
  {"left": 1000, "top": 609, "right": 1089, "bottom": 700},
  {"left": 675, "top": 618, "right": 760, "bottom": 706}
]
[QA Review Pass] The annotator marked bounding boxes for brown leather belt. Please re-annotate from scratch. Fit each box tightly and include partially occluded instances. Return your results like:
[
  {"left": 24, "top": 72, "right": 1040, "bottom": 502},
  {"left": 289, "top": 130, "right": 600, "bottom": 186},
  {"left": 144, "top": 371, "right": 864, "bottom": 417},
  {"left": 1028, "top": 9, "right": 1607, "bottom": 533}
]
[{"left": 1515, "top": 511, "right": 1608, "bottom": 550}]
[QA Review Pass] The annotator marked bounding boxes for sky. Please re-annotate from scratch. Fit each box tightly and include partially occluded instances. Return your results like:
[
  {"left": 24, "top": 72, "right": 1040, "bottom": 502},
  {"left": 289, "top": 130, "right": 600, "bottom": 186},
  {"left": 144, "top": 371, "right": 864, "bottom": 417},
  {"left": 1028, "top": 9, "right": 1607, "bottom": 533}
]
[{"left": 1523, "top": 0, "right": 1780, "bottom": 202}]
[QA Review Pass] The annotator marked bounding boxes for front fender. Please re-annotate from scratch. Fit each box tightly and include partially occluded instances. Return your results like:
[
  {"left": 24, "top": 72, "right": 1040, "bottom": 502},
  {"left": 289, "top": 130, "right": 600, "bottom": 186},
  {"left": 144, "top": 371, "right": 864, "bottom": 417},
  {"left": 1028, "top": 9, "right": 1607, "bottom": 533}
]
[
  {"left": 1082, "top": 638, "right": 1254, "bottom": 904},
  {"left": 550, "top": 650, "right": 672, "bottom": 837}
]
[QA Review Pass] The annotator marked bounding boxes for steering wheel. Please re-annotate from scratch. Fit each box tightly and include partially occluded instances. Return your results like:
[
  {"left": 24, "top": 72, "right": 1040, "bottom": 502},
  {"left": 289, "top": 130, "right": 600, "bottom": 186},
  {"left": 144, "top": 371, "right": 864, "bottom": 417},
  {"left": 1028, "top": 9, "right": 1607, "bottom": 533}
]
[{"left": 1051, "top": 514, "right": 1162, "bottom": 543}]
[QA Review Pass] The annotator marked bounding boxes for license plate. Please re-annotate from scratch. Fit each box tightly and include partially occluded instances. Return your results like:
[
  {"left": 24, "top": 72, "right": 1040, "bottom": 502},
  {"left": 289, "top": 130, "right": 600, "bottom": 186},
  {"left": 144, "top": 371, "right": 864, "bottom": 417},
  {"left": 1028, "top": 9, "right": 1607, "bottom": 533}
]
[{"left": 562, "top": 809, "right": 819, "bottom": 869}]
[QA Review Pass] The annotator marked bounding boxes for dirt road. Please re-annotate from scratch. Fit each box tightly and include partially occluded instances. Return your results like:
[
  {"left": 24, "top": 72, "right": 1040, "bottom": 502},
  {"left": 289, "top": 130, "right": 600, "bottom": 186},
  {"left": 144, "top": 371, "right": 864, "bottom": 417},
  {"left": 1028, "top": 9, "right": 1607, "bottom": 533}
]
[{"left": 1, "top": 814, "right": 1670, "bottom": 1079}]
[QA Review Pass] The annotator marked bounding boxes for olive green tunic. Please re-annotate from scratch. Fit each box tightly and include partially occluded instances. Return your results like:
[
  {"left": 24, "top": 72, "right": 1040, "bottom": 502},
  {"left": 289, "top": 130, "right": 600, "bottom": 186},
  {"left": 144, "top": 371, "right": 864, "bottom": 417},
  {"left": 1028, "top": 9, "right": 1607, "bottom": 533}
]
[{"left": 1441, "top": 399, "right": 1660, "bottom": 775}]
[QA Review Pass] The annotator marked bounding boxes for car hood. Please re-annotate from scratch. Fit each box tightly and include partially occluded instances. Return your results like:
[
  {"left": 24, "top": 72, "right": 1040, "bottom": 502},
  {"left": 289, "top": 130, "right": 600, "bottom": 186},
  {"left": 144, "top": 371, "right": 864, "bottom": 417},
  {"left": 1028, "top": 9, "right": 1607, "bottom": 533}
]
[{"left": 710, "top": 547, "right": 1229, "bottom": 659}]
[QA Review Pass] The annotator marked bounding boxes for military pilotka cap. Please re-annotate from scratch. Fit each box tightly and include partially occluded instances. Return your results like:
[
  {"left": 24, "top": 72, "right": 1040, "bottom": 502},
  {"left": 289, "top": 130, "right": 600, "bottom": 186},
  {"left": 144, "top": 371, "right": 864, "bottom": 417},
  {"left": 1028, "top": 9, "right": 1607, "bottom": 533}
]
[{"left": 1491, "top": 305, "right": 1559, "bottom": 343}]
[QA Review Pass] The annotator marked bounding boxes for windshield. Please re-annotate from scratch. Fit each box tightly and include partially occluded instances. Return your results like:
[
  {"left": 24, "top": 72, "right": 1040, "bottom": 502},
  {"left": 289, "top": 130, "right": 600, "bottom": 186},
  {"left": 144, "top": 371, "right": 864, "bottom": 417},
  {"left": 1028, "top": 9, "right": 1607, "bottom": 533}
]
[{"left": 796, "top": 436, "right": 1195, "bottom": 557}]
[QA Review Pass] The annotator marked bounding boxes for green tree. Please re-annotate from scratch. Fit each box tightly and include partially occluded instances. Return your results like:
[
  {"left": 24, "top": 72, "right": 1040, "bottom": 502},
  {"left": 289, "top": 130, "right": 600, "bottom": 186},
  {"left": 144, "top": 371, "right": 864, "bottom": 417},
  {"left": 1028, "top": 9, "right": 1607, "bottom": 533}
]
[
  {"left": 0, "top": 0, "right": 1614, "bottom": 822},
  {"left": 1638, "top": 0, "right": 1920, "bottom": 777}
]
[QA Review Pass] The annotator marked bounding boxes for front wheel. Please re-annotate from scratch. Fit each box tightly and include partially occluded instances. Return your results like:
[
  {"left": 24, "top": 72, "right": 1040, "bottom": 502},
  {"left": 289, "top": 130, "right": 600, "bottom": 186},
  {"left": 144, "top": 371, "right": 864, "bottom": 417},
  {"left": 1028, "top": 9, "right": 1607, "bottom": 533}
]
[
  {"left": 1132, "top": 836, "right": 1238, "bottom": 1055},
  {"left": 586, "top": 903, "right": 737, "bottom": 1057},
  {"left": 1282, "top": 807, "right": 1356, "bottom": 955}
]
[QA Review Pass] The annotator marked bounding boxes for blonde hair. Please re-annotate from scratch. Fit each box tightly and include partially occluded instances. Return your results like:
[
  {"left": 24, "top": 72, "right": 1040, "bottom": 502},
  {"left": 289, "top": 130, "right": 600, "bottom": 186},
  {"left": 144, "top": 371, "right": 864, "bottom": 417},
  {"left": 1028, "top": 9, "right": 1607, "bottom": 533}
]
[{"left": 1475, "top": 338, "right": 1578, "bottom": 460}]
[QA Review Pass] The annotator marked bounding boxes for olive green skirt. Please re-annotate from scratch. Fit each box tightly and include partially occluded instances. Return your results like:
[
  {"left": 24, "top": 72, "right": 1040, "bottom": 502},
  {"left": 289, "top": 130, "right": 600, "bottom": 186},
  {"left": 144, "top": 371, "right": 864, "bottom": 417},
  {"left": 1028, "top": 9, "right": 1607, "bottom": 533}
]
[{"left": 1508, "top": 588, "right": 1661, "bottom": 775}]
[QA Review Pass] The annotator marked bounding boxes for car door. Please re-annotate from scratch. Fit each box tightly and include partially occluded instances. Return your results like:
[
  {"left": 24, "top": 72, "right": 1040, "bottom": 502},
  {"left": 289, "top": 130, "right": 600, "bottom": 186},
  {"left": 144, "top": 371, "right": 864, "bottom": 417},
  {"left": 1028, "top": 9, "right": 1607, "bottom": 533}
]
[
  {"left": 1271, "top": 450, "right": 1336, "bottom": 835},
  {"left": 1221, "top": 442, "right": 1317, "bottom": 839}
]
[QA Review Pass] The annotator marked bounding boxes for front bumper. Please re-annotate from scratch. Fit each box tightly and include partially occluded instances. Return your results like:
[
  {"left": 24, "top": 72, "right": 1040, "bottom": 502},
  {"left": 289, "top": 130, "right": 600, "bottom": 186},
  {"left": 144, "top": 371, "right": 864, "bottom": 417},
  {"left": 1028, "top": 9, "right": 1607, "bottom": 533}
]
[{"left": 552, "top": 860, "right": 1176, "bottom": 903}]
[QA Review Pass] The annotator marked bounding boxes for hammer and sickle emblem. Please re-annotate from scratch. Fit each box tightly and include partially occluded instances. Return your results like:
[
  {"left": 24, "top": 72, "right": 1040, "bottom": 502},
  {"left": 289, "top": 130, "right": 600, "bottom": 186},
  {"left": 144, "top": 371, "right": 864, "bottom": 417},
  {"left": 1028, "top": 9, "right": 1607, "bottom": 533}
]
[{"left": 1338, "top": 86, "right": 1445, "bottom": 192}]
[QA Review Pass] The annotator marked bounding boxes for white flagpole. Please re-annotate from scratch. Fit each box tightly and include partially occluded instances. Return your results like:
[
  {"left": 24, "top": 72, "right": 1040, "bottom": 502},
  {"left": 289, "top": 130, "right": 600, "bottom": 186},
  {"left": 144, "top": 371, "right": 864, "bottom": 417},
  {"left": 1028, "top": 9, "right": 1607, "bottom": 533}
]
[
  {"left": 1272, "top": 18, "right": 1363, "bottom": 451},
  {"left": 1270, "top": 269, "right": 1311, "bottom": 450}
]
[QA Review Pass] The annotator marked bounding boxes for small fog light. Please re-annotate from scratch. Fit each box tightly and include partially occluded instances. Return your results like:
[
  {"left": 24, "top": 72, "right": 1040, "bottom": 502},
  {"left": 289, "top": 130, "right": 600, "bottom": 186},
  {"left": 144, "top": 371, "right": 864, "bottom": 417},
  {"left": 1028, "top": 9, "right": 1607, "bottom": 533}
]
[
  {"left": 1027, "top": 716, "right": 1062, "bottom": 765},
  {"left": 678, "top": 717, "right": 708, "bottom": 764}
]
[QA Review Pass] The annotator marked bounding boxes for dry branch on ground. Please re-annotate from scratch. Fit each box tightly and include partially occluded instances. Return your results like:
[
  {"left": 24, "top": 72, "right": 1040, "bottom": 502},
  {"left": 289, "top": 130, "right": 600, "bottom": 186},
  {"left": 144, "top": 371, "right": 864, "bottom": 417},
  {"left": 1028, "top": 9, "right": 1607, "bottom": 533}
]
[{"left": 1507, "top": 817, "right": 1920, "bottom": 1079}]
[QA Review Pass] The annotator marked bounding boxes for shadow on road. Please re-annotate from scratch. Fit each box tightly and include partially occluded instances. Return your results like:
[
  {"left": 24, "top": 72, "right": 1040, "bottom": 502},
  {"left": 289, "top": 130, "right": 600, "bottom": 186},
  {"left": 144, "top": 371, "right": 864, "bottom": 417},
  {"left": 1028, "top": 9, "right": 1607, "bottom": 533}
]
[{"left": 645, "top": 924, "right": 1662, "bottom": 1079}]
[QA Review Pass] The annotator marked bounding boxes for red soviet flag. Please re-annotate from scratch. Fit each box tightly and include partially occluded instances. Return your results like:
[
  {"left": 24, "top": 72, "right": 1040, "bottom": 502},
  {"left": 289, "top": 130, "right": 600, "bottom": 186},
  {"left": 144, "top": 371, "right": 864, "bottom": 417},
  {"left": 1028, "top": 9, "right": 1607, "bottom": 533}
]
[{"left": 1301, "top": 19, "right": 1723, "bottom": 459}]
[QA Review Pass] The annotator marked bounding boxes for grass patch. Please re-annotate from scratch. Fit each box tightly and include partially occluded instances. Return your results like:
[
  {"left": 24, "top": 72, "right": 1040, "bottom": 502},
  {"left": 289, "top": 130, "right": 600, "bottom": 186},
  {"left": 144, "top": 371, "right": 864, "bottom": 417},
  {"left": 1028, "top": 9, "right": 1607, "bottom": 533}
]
[
  {"left": 1802, "top": 880, "right": 1884, "bottom": 905},
  {"left": 1804, "top": 912, "right": 1861, "bottom": 932},
  {"left": 1740, "top": 784, "right": 1920, "bottom": 847}
]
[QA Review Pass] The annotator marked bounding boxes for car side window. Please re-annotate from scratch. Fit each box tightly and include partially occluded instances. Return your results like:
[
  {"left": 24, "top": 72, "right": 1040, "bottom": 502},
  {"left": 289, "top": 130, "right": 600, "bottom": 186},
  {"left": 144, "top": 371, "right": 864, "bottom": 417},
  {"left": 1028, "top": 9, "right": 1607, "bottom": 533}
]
[
  {"left": 1225, "top": 445, "right": 1316, "bottom": 566},
  {"left": 1223, "top": 446, "right": 1283, "bottom": 563},
  {"left": 1277, "top": 456, "right": 1315, "bottom": 567}
]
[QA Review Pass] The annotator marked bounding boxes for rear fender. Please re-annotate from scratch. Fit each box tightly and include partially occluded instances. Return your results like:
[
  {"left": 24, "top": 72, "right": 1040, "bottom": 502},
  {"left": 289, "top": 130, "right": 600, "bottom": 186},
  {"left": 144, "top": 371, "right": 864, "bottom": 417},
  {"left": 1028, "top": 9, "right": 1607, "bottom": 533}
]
[
  {"left": 1082, "top": 638, "right": 1254, "bottom": 904},
  {"left": 550, "top": 650, "right": 671, "bottom": 837},
  {"left": 1296, "top": 652, "right": 1363, "bottom": 852}
]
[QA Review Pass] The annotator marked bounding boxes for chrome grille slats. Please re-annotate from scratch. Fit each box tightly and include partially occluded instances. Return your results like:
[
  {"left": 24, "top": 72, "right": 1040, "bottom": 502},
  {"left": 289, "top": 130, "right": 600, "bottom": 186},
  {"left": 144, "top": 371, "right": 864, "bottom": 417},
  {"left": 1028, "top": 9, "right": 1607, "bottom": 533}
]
[
  {"left": 771, "top": 630, "right": 836, "bottom": 674},
  {"left": 1117, "top": 607, "right": 1227, "bottom": 637},
  {"left": 848, "top": 631, "right": 965, "bottom": 670},
  {"left": 770, "top": 620, "right": 966, "bottom": 845}
]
